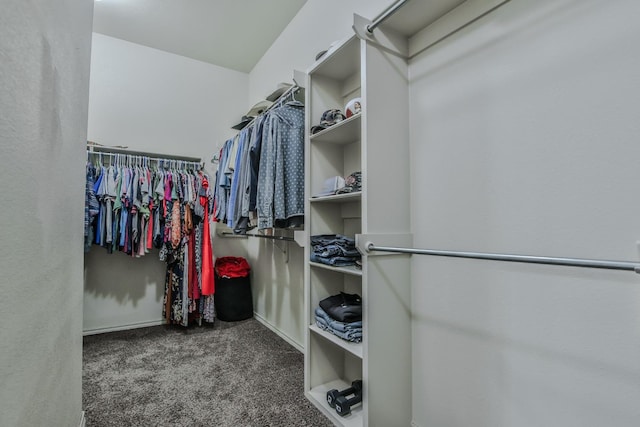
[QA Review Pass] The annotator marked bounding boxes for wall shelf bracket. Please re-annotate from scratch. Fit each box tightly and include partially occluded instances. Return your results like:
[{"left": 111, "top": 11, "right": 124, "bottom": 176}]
[{"left": 352, "top": 13, "right": 408, "bottom": 58}]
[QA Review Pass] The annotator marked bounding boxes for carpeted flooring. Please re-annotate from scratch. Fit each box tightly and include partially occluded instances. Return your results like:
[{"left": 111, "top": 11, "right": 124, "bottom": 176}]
[{"left": 83, "top": 319, "right": 333, "bottom": 426}]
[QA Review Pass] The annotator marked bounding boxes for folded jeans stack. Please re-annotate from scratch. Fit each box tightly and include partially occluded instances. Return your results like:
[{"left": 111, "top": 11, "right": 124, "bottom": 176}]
[
  {"left": 315, "top": 292, "right": 363, "bottom": 343},
  {"left": 310, "top": 234, "right": 361, "bottom": 267}
]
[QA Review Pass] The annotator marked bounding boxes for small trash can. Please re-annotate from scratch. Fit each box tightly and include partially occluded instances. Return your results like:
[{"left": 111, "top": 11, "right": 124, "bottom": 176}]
[{"left": 214, "top": 256, "right": 253, "bottom": 321}]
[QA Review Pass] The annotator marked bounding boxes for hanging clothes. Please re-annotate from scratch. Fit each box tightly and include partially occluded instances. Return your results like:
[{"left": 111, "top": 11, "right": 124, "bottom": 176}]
[
  {"left": 84, "top": 151, "right": 217, "bottom": 327},
  {"left": 257, "top": 100, "right": 305, "bottom": 229},
  {"left": 229, "top": 126, "right": 253, "bottom": 233},
  {"left": 211, "top": 88, "right": 305, "bottom": 233},
  {"left": 200, "top": 173, "right": 215, "bottom": 296},
  {"left": 85, "top": 163, "right": 99, "bottom": 252}
]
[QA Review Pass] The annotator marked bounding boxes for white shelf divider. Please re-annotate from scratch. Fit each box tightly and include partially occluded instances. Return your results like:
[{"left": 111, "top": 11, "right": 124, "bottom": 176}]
[
  {"left": 310, "top": 192, "right": 361, "bottom": 203},
  {"left": 309, "top": 324, "right": 363, "bottom": 359},
  {"left": 310, "top": 114, "right": 361, "bottom": 145},
  {"left": 309, "top": 261, "right": 362, "bottom": 277}
]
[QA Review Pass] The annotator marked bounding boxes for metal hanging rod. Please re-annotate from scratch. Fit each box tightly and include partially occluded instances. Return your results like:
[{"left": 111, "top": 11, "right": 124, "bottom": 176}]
[
  {"left": 366, "top": 0, "right": 410, "bottom": 33},
  {"left": 365, "top": 243, "right": 640, "bottom": 274},
  {"left": 88, "top": 143, "right": 201, "bottom": 163},
  {"left": 220, "top": 232, "right": 294, "bottom": 242},
  {"left": 87, "top": 151, "right": 203, "bottom": 170}
]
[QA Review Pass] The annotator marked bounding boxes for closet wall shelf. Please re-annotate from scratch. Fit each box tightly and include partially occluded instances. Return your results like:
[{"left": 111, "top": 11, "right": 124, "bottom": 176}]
[
  {"left": 310, "top": 192, "right": 361, "bottom": 204},
  {"left": 309, "top": 324, "right": 363, "bottom": 359},
  {"left": 354, "top": 0, "right": 511, "bottom": 60},
  {"left": 306, "top": 380, "right": 364, "bottom": 427},
  {"left": 355, "top": 0, "right": 465, "bottom": 39},
  {"left": 310, "top": 262, "right": 363, "bottom": 277},
  {"left": 310, "top": 114, "right": 361, "bottom": 144},
  {"left": 308, "top": 36, "right": 360, "bottom": 79}
]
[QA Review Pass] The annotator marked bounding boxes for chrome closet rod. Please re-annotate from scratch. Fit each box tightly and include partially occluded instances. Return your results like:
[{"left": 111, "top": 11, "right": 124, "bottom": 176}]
[
  {"left": 365, "top": 243, "right": 640, "bottom": 274},
  {"left": 88, "top": 144, "right": 201, "bottom": 163},
  {"left": 87, "top": 151, "right": 202, "bottom": 169},
  {"left": 221, "top": 232, "right": 294, "bottom": 242},
  {"left": 366, "top": 0, "right": 410, "bottom": 33}
]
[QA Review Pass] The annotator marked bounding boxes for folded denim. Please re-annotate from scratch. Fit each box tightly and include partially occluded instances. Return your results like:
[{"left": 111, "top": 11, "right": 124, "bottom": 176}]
[
  {"left": 315, "top": 306, "right": 362, "bottom": 331},
  {"left": 310, "top": 253, "right": 358, "bottom": 267},
  {"left": 311, "top": 234, "right": 355, "bottom": 246},
  {"left": 316, "top": 317, "right": 362, "bottom": 343},
  {"left": 316, "top": 244, "right": 360, "bottom": 258}
]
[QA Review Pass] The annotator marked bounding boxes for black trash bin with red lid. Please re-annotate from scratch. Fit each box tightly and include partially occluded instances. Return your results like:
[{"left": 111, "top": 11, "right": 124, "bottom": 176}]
[{"left": 214, "top": 256, "right": 253, "bottom": 321}]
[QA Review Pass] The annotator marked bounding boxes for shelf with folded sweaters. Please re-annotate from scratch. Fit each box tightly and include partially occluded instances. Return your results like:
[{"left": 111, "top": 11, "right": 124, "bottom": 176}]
[{"left": 309, "top": 290, "right": 363, "bottom": 360}]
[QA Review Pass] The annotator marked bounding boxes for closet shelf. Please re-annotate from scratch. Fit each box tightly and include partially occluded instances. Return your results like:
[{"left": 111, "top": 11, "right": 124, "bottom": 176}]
[
  {"left": 309, "top": 324, "right": 363, "bottom": 359},
  {"left": 310, "top": 192, "right": 361, "bottom": 203},
  {"left": 310, "top": 114, "right": 361, "bottom": 144},
  {"left": 306, "top": 379, "right": 364, "bottom": 427},
  {"left": 373, "top": 0, "right": 466, "bottom": 38},
  {"left": 310, "top": 262, "right": 362, "bottom": 277},
  {"left": 308, "top": 36, "right": 361, "bottom": 80}
]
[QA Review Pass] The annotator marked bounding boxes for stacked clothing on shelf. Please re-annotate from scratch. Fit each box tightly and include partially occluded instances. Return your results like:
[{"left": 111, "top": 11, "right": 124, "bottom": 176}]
[
  {"left": 310, "top": 234, "right": 361, "bottom": 267},
  {"left": 315, "top": 292, "right": 363, "bottom": 343},
  {"left": 312, "top": 171, "right": 362, "bottom": 198},
  {"left": 336, "top": 171, "right": 361, "bottom": 194}
]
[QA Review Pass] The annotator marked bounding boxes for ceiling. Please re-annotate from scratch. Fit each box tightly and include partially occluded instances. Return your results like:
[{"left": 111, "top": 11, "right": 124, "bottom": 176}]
[{"left": 92, "top": 0, "right": 308, "bottom": 73}]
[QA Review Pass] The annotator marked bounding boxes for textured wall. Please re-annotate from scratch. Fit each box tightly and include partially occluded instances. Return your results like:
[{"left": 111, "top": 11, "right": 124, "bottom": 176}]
[{"left": 0, "top": 1, "right": 93, "bottom": 426}]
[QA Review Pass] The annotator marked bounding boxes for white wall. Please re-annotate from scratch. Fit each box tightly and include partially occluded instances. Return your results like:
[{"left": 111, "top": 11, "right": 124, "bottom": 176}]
[
  {"left": 0, "top": 1, "right": 92, "bottom": 426},
  {"left": 85, "top": 34, "right": 248, "bottom": 333},
  {"left": 88, "top": 33, "right": 247, "bottom": 162},
  {"left": 249, "top": 0, "right": 390, "bottom": 102},
  {"left": 409, "top": 0, "right": 640, "bottom": 426}
]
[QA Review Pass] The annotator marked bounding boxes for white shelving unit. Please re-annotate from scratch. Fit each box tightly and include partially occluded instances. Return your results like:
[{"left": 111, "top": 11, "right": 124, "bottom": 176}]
[
  {"left": 304, "top": 29, "right": 411, "bottom": 426},
  {"left": 301, "top": 2, "right": 518, "bottom": 426}
]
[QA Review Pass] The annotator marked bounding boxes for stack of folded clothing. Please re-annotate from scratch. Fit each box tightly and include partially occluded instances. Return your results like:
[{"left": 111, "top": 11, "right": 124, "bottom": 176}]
[
  {"left": 311, "top": 234, "right": 361, "bottom": 267},
  {"left": 336, "top": 171, "right": 362, "bottom": 194},
  {"left": 315, "top": 292, "right": 363, "bottom": 343}
]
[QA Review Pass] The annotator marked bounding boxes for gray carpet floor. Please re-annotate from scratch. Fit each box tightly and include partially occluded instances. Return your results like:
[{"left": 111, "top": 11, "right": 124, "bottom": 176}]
[{"left": 83, "top": 319, "right": 333, "bottom": 426}]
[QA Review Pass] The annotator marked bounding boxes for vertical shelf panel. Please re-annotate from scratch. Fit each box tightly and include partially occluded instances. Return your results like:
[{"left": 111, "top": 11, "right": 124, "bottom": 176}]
[
  {"left": 362, "top": 43, "right": 410, "bottom": 234},
  {"left": 360, "top": 41, "right": 412, "bottom": 427}
]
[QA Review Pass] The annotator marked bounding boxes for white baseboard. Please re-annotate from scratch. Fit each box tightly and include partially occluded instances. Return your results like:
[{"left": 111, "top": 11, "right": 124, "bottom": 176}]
[
  {"left": 79, "top": 411, "right": 86, "bottom": 427},
  {"left": 253, "top": 312, "right": 304, "bottom": 353},
  {"left": 83, "top": 319, "right": 165, "bottom": 336}
]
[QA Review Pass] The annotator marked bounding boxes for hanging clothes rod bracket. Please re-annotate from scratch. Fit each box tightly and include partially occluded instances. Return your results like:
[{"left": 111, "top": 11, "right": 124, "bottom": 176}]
[{"left": 363, "top": 242, "right": 640, "bottom": 274}]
